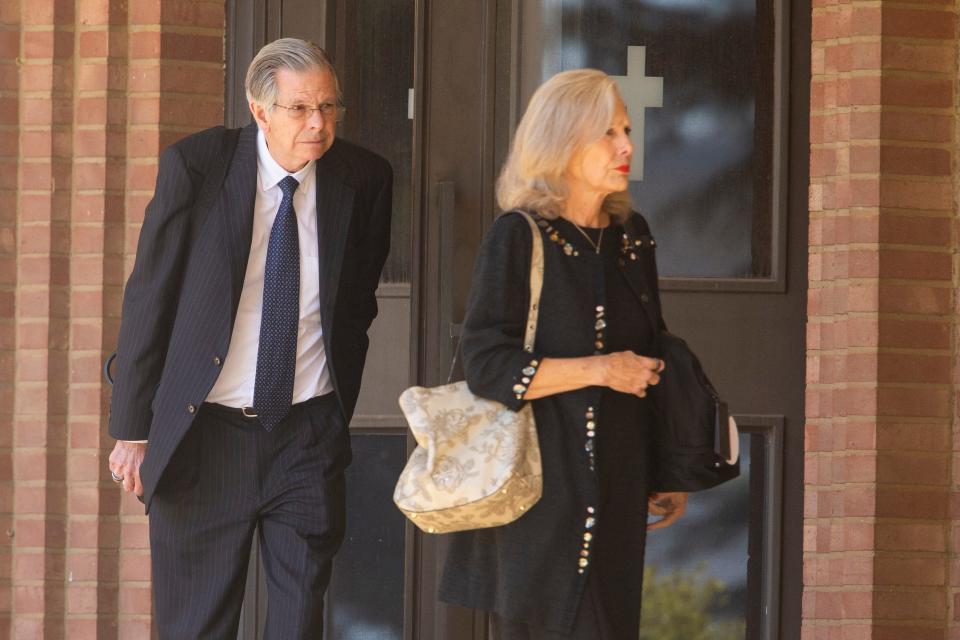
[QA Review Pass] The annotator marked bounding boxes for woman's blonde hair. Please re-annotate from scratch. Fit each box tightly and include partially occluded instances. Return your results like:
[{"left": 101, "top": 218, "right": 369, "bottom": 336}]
[{"left": 496, "top": 69, "right": 632, "bottom": 221}]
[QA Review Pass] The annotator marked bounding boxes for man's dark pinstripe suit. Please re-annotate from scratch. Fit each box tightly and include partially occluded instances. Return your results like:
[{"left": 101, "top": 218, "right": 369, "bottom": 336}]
[{"left": 107, "top": 122, "right": 392, "bottom": 637}]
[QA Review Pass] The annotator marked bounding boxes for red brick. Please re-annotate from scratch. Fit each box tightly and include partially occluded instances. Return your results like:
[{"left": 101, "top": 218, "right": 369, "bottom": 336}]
[
  {"left": 878, "top": 112, "right": 952, "bottom": 143},
  {"left": 848, "top": 75, "right": 882, "bottom": 106},
  {"left": 128, "top": 29, "right": 160, "bottom": 59},
  {"left": 15, "top": 518, "right": 67, "bottom": 548},
  {"left": 879, "top": 249, "right": 952, "bottom": 280},
  {"left": 126, "top": 162, "right": 159, "bottom": 191},
  {"left": 851, "top": 41, "right": 881, "bottom": 71},
  {"left": 874, "top": 589, "right": 947, "bottom": 620},
  {"left": 882, "top": 40, "right": 956, "bottom": 74},
  {"left": 811, "top": 147, "right": 838, "bottom": 177},
  {"left": 880, "top": 175, "right": 954, "bottom": 212},
  {"left": 70, "top": 289, "right": 104, "bottom": 318},
  {"left": 118, "top": 619, "right": 154, "bottom": 638},
  {"left": 882, "top": 8, "right": 958, "bottom": 40},
  {"left": 880, "top": 146, "right": 951, "bottom": 177},
  {"left": 118, "top": 552, "right": 150, "bottom": 582},
  {"left": 158, "top": 97, "right": 223, "bottom": 128},
  {"left": 78, "top": 29, "right": 108, "bottom": 58},
  {"left": 877, "top": 486, "right": 949, "bottom": 519},
  {"left": 67, "top": 518, "right": 118, "bottom": 549},
  {"left": 67, "top": 449, "right": 102, "bottom": 483},
  {"left": 877, "top": 450, "right": 949, "bottom": 486},
  {"left": 160, "top": 32, "right": 223, "bottom": 63},
  {"left": 77, "top": 0, "right": 112, "bottom": 26},
  {"left": 878, "top": 317, "right": 950, "bottom": 350},
  {"left": 66, "top": 585, "right": 98, "bottom": 613},
  {"left": 878, "top": 386, "right": 951, "bottom": 419},
  {"left": 851, "top": 5, "right": 881, "bottom": 37},
  {"left": 68, "top": 386, "right": 105, "bottom": 416},
  {"left": 876, "top": 422, "right": 948, "bottom": 452},
  {"left": 69, "top": 419, "right": 105, "bottom": 449},
  {"left": 121, "top": 520, "right": 150, "bottom": 549},
  {"left": 160, "top": 63, "right": 223, "bottom": 94},
  {"left": 882, "top": 76, "right": 954, "bottom": 109},
  {"left": 839, "top": 589, "right": 874, "bottom": 618},
  {"left": 876, "top": 215, "right": 952, "bottom": 247},
  {"left": 877, "top": 283, "right": 951, "bottom": 315}
]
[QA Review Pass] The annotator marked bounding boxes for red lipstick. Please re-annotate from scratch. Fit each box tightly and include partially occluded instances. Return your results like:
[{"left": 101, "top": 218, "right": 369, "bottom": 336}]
[{"left": 616, "top": 165, "right": 630, "bottom": 173}]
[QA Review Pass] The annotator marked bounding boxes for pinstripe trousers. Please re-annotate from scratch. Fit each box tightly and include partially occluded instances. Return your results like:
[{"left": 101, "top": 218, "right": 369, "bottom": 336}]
[{"left": 149, "top": 393, "right": 349, "bottom": 639}]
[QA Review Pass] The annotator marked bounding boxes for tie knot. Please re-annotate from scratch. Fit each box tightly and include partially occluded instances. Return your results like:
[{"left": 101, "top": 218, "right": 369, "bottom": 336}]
[{"left": 279, "top": 175, "right": 299, "bottom": 200}]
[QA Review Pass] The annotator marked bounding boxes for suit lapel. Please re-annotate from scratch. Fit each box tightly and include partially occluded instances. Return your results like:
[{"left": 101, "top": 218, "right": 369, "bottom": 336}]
[
  {"left": 314, "top": 140, "right": 356, "bottom": 333},
  {"left": 219, "top": 123, "right": 259, "bottom": 317}
]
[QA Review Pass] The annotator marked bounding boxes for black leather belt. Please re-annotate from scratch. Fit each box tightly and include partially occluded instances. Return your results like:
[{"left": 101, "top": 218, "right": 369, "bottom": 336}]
[{"left": 202, "top": 392, "right": 335, "bottom": 419}]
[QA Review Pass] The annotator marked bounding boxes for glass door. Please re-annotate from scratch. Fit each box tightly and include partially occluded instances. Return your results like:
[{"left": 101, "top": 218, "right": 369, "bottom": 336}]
[{"left": 500, "top": 1, "right": 806, "bottom": 638}]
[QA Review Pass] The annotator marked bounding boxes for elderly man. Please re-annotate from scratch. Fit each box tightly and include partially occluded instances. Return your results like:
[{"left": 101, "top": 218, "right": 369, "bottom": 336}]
[{"left": 106, "top": 38, "right": 392, "bottom": 637}]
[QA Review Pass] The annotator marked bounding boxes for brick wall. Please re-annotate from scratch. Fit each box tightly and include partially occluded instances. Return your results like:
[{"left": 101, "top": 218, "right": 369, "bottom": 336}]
[
  {"left": 1, "top": 1, "right": 224, "bottom": 636},
  {"left": 805, "top": 1, "right": 960, "bottom": 638}
]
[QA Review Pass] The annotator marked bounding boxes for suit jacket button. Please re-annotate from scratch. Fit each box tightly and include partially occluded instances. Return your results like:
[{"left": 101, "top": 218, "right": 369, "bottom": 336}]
[
  {"left": 186, "top": 403, "right": 196, "bottom": 414},
  {"left": 640, "top": 293, "right": 650, "bottom": 303},
  {"left": 212, "top": 356, "right": 222, "bottom": 366}
]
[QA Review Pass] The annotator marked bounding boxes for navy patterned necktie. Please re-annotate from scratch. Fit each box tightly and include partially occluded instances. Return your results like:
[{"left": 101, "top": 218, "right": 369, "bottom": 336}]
[{"left": 253, "top": 175, "right": 301, "bottom": 431}]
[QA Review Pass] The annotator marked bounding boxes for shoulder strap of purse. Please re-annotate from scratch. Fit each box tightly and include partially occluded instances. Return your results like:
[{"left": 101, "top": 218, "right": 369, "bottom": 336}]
[
  {"left": 516, "top": 211, "right": 544, "bottom": 352},
  {"left": 443, "top": 211, "right": 545, "bottom": 384}
]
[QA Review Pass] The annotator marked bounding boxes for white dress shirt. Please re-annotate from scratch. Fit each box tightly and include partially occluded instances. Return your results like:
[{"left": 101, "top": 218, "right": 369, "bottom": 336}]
[{"left": 206, "top": 129, "right": 334, "bottom": 407}]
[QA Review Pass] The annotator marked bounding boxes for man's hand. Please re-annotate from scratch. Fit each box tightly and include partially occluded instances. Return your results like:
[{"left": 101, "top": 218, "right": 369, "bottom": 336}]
[
  {"left": 647, "top": 491, "right": 688, "bottom": 531},
  {"left": 109, "top": 441, "right": 147, "bottom": 497}
]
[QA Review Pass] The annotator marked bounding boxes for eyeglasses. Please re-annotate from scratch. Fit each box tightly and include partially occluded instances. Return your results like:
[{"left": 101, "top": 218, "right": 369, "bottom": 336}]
[{"left": 273, "top": 102, "right": 344, "bottom": 121}]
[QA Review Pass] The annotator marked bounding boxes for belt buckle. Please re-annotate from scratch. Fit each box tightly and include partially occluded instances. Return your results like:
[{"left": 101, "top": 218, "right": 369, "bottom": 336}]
[{"left": 241, "top": 406, "right": 258, "bottom": 418}]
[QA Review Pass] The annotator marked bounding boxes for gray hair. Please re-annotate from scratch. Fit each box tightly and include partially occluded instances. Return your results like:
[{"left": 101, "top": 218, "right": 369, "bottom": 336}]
[
  {"left": 245, "top": 38, "right": 342, "bottom": 108},
  {"left": 496, "top": 68, "right": 632, "bottom": 222}
]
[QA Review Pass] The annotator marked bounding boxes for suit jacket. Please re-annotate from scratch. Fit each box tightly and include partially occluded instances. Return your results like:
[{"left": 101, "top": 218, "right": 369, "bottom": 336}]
[{"left": 108, "top": 122, "right": 393, "bottom": 511}]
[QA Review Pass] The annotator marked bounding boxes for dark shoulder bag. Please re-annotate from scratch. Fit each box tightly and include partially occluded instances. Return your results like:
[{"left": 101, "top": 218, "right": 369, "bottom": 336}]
[{"left": 650, "top": 331, "right": 740, "bottom": 492}]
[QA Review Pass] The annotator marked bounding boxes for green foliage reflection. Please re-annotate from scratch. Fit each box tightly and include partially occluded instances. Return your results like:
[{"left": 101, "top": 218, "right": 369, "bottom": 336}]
[{"left": 640, "top": 565, "right": 745, "bottom": 640}]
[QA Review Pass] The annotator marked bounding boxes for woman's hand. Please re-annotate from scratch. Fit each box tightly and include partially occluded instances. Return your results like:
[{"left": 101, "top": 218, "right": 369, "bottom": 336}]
[
  {"left": 524, "top": 352, "right": 663, "bottom": 400},
  {"left": 593, "top": 351, "right": 663, "bottom": 397},
  {"left": 647, "top": 492, "right": 688, "bottom": 530}
]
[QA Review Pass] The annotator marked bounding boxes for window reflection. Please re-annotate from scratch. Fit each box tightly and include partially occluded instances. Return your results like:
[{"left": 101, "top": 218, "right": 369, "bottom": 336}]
[
  {"left": 644, "top": 432, "right": 757, "bottom": 639},
  {"left": 326, "top": 435, "right": 407, "bottom": 639},
  {"left": 337, "top": 0, "right": 414, "bottom": 283},
  {"left": 523, "top": 0, "right": 775, "bottom": 278}
]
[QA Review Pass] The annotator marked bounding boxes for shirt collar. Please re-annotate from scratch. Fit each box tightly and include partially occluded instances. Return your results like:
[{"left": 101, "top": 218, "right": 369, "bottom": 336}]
[{"left": 256, "top": 128, "right": 315, "bottom": 191}]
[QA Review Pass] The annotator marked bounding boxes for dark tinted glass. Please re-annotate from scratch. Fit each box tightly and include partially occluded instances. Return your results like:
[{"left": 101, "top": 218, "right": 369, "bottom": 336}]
[
  {"left": 643, "top": 432, "right": 755, "bottom": 639},
  {"left": 524, "top": 0, "right": 774, "bottom": 278},
  {"left": 338, "top": 0, "right": 414, "bottom": 283},
  {"left": 326, "top": 434, "right": 408, "bottom": 639}
]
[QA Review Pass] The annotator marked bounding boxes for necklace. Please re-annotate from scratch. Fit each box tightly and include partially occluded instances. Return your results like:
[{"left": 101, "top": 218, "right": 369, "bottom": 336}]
[{"left": 570, "top": 223, "right": 605, "bottom": 255}]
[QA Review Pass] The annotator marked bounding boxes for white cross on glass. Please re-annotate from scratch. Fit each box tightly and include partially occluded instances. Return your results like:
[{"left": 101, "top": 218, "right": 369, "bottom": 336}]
[{"left": 612, "top": 46, "right": 663, "bottom": 181}]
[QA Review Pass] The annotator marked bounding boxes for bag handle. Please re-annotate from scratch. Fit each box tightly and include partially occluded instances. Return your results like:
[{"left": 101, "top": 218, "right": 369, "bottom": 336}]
[
  {"left": 445, "top": 211, "right": 545, "bottom": 383},
  {"left": 517, "top": 211, "right": 544, "bottom": 352}
]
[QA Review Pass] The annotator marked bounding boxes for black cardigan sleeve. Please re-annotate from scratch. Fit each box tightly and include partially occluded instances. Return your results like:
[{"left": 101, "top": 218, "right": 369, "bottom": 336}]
[{"left": 460, "top": 212, "right": 544, "bottom": 411}]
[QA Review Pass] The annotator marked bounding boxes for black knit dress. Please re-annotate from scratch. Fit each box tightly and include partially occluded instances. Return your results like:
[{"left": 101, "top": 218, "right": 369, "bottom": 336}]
[
  {"left": 488, "top": 220, "right": 656, "bottom": 639},
  {"left": 440, "top": 211, "right": 666, "bottom": 638}
]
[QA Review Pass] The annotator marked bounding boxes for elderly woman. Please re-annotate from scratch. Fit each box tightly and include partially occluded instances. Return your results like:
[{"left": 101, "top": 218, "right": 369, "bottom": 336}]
[{"left": 438, "top": 69, "right": 689, "bottom": 638}]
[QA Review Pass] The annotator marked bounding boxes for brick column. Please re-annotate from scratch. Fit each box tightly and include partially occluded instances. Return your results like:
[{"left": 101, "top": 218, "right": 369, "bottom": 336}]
[
  {"left": 0, "top": 1, "right": 20, "bottom": 636},
  {"left": 14, "top": 1, "right": 76, "bottom": 635},
  {"left": 4, "top": 1, "right": 223, "bottom": 636},
  {"left": 805, "top": 2, "right": 959, "bottom": 638}
]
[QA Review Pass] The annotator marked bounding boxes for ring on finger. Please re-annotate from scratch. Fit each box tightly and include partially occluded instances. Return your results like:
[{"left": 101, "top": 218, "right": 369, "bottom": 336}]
[{"left": 110, "top": 470, "right": 123, "bottom": 483}]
